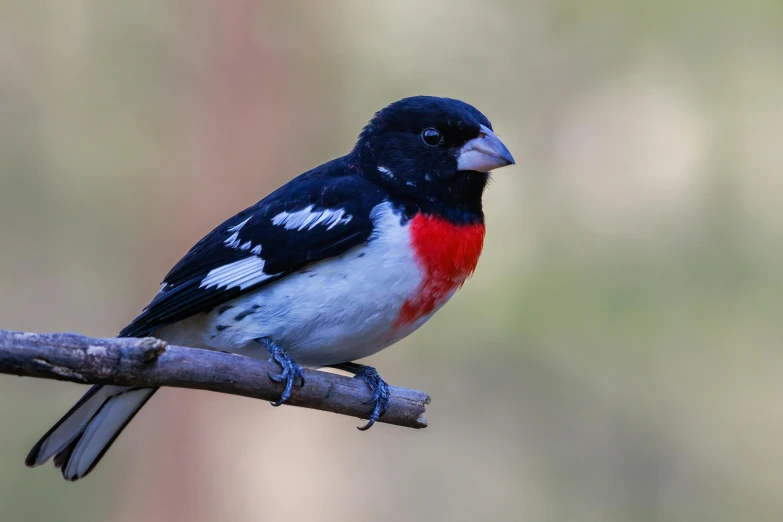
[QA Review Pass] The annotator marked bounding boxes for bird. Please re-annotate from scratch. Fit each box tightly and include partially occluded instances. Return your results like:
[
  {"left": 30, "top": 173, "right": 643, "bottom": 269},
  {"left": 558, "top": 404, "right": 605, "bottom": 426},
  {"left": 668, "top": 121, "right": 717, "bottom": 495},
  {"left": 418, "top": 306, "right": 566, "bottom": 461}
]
[{"left": 25, "top": 95, "right": 514, "bottom": 481}]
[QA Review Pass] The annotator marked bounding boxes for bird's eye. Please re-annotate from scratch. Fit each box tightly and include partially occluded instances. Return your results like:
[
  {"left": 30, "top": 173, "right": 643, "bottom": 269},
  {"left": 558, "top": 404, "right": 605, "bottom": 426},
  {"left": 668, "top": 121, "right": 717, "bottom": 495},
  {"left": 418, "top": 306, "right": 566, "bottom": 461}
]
[{"left": 421, "top": 128, "right": 443, "bottom": 147}]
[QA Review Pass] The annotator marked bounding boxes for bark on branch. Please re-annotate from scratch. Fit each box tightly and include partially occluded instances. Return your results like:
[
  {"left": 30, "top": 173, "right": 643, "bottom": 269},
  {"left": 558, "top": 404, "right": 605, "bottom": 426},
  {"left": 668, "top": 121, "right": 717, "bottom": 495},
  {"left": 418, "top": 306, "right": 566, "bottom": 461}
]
[{"left": 0, "top": 329, "right": 429, "bottom": 429}]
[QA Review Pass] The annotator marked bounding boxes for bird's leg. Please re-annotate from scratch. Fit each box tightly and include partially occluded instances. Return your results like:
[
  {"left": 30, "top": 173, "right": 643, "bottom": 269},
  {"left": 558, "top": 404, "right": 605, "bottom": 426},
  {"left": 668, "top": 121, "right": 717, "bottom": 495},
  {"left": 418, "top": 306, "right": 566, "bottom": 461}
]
[
  {"left": 330, "top": 362, "right": 391, "bottom": 431},
  {"left": 256, "top": 338, "right": 305, "bottom": 407}
]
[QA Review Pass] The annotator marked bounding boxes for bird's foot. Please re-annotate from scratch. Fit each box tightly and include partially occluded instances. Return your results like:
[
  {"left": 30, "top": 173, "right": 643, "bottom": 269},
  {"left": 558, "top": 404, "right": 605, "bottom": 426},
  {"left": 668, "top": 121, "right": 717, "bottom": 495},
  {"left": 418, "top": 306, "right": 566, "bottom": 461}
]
[
  {"left": 332, "top": 362, "right": 391, "bottom": 430},
  {"left": 257, "top": 338, "right": 305, "bottom": 406}
]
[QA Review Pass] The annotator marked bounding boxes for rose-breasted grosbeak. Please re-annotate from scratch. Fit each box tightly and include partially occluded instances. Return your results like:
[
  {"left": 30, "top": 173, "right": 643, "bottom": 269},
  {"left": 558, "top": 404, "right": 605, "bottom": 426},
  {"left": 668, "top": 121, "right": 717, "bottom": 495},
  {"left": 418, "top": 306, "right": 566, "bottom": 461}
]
[{"left": 26, "top": 96, "right": 514, "bottom": 480}]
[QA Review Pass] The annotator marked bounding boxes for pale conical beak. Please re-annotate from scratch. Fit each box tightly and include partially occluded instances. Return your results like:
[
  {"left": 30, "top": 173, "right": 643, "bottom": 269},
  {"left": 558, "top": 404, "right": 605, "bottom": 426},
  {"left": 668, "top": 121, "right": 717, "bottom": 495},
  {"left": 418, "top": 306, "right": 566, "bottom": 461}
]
[{"left": 456, "top": 124, "right": 515, "bottom": 172}]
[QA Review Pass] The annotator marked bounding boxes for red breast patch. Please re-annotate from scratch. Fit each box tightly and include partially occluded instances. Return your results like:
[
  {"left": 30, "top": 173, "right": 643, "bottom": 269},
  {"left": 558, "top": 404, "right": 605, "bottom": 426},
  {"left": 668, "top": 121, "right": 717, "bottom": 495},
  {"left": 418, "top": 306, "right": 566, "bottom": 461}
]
[{"left": 395, "top": 214, "right": 485, "bottom": 326}]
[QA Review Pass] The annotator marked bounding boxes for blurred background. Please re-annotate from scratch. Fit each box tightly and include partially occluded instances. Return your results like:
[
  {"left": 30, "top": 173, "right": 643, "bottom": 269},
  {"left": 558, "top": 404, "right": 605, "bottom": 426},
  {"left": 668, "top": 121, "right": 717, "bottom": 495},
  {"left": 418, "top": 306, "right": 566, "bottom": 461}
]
[{"left": 1, "top": 1, "right": 782, "bottom": 520}]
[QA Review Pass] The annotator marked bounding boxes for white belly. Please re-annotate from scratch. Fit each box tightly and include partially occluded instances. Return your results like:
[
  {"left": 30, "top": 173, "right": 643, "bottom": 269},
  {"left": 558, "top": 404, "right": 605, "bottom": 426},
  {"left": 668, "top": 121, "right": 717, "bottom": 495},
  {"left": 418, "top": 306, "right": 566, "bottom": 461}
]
[{"left": 155, "top": 203, "right": 442, "bottom": 366}]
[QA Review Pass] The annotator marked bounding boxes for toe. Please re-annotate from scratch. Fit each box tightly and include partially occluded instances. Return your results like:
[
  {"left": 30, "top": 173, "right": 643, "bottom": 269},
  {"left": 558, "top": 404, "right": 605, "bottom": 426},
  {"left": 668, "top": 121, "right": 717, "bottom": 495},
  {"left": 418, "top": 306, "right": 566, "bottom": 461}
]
[{"left": 357, "top": 416, "right": 378, "bottom": 431}]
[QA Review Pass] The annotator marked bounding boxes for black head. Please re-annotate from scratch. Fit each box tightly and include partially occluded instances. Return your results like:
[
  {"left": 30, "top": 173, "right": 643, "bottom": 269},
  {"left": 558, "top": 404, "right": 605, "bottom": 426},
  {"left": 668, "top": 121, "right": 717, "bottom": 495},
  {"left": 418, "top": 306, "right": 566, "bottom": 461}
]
[{"left": 353, "top": 96, "right": 514, "bottom": 224}]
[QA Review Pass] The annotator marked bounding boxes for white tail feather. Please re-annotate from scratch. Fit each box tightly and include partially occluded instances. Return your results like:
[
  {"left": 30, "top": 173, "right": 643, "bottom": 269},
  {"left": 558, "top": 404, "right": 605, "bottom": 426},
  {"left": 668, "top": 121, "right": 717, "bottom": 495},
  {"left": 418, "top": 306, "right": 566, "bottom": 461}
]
[
  {"left": 62, "top": 388, "right": 155, "bottom": 480},
  {"left": 28, "top": 386, "right": 120, "bottom": 465},
  {"left": 27, "top": 385, "right": 157, "bottom": 480}
]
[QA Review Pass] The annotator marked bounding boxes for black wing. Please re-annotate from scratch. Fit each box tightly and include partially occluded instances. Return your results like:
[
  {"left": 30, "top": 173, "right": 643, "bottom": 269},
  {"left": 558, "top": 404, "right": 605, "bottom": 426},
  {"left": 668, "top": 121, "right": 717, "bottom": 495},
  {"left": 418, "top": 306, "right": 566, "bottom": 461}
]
[{"left": 120, "top": 159, "right": 386, "bottom": 338}]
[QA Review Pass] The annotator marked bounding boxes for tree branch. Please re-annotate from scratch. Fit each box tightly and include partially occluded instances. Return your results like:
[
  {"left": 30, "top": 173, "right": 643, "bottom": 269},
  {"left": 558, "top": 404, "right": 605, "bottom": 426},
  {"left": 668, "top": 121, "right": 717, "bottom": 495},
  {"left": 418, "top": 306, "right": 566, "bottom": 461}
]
[{"left": 0, "top": 329, "right": 429, "bottom": 429}]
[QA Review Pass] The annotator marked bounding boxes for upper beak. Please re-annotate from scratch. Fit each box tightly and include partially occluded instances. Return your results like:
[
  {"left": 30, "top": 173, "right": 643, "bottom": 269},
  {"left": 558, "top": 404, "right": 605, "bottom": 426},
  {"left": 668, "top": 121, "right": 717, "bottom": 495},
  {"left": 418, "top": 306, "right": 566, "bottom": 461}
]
[{"left": 457, "top": 124, "right": 515, "bottom": 172}]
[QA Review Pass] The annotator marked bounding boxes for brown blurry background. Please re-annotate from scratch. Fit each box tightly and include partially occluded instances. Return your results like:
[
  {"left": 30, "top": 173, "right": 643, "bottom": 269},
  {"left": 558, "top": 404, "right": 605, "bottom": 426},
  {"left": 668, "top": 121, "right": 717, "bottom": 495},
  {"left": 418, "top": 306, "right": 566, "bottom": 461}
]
[{"left": 2, "top": 1, "right": 783, "bottom": 521}]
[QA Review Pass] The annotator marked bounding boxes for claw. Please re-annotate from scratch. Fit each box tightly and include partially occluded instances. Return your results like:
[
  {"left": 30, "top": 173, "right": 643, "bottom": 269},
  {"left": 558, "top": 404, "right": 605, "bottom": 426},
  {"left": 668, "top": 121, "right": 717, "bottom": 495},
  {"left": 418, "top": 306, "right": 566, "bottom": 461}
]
[
  {"left": 328, "top": 362, "right": 393, "bottom": 430},
  {"left": 257, "top": 338, "right": 305, "bottom": 406},
  {"left": 353, "top": 366, "right": 391, "bottom": 431}
]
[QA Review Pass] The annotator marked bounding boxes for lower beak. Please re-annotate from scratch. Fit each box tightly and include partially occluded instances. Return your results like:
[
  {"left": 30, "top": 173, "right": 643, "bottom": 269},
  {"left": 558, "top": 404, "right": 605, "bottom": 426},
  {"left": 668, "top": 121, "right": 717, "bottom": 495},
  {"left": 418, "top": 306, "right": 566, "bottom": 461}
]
[{"left": 456, "top": 124, "right": 515, "bottom": 172}]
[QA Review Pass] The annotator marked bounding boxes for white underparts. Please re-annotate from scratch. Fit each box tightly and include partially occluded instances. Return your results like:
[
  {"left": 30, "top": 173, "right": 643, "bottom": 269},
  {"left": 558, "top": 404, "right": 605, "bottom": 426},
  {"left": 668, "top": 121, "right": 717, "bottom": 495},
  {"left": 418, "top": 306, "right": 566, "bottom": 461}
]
[{"left": 271, "top": 205, "right": 352, "bottom": 231}]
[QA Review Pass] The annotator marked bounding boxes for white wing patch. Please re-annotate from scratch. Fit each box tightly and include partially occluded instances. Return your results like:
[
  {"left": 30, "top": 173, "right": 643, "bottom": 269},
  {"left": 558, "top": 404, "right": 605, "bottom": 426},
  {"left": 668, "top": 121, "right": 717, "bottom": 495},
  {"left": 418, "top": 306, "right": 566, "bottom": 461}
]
[
  {"left": 224, "top": 217, "right": 252, "bottom": 249},
  {"left": 228, "top": 217, "right": 251, "bottom": 233},
  {"left": 271, "top": 205, "right": 352, "bottom": 231},
  {"left": 377, "top": 166, "right": 394, "bottom": 178},
  {"left": 200, "top": 257, "right": 274, "bottom": 290}
]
